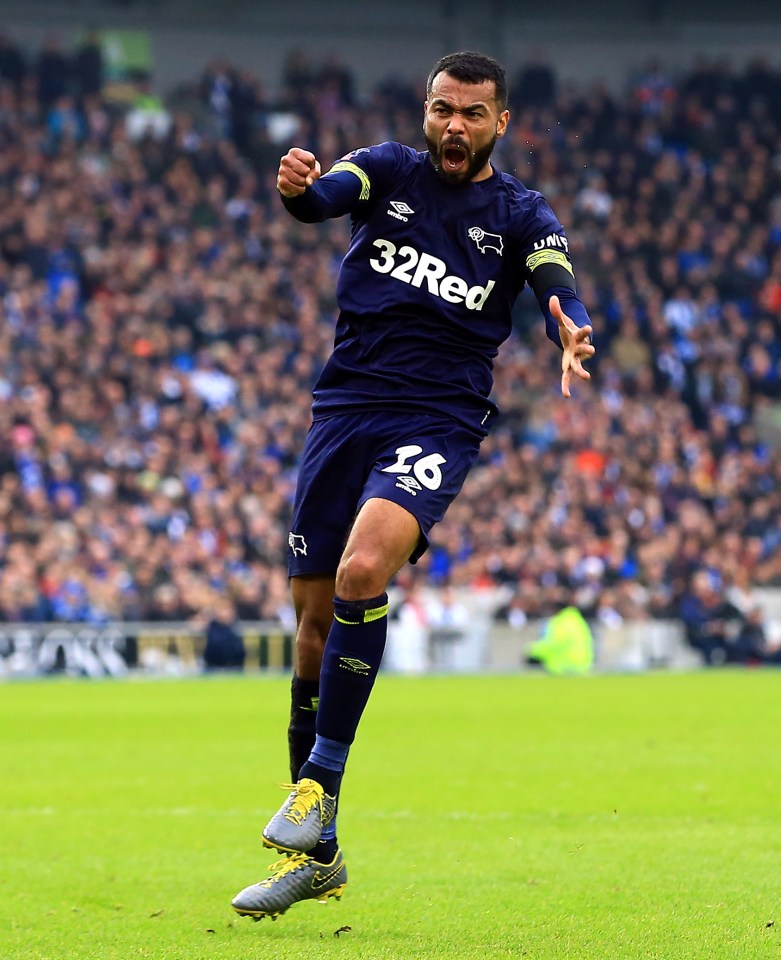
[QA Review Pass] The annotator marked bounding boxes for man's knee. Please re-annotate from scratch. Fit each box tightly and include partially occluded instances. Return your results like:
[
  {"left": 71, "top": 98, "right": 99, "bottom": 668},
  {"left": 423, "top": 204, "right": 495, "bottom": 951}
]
[{"left": 335, "top": 549, "right": 388, "bottom": 600}]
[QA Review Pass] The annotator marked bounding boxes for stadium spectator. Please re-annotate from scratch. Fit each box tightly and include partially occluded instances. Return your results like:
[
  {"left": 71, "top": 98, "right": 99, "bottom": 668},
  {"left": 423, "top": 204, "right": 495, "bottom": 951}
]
[
  {"left": 677, "top": 570, "right": 744, "bottom": 665},
  {"left": 526, "top": 603, "right": 594, "bottom": 674},
  {"left": 729, "top": 604, "right": 771, "bottom": 665},
  {"left": 326, "top": 54, "right": 356, "bottom": 104},
  {"left": 73, "top": 30, "right": 104, "bottom": 98},
  {"left": 281, "top": 48, "right": 317, "bottom": 102},
  {"left": 35, "top": 38, "right": 68, "bottom": 107},
  {"left": 202, "top": 598, "right": 245, "bottom": 670},
  {"left": 514, "top": 49, "right": 557, "bottom": 108},
  {"left": 0, "top": 34, "right": 26, "bottom": 92}
]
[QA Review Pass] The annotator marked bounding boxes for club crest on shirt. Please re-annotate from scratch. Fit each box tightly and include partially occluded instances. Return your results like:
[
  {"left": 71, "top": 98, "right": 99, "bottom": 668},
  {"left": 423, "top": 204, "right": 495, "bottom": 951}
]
[{"left": 468, "top": 226, "right": 503, "bottom": 256}]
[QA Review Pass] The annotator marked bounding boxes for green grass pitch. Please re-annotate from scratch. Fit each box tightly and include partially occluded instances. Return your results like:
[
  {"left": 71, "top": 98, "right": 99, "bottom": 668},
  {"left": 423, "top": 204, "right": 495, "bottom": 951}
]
[{"left": 1, "top": 670, "right": 779, "bottom": 959}]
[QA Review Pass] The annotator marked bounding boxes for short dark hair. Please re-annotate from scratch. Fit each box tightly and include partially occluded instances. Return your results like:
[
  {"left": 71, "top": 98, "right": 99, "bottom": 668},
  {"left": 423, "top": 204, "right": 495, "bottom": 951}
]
[{"left": 426, "top": 51, "right": 508, "bottom": 111}]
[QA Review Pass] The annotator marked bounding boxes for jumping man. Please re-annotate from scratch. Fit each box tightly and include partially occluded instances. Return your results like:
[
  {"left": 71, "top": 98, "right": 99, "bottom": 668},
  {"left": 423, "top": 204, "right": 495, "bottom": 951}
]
[{"left": 232, "top": 50, "right": 595, "bottom": 920}]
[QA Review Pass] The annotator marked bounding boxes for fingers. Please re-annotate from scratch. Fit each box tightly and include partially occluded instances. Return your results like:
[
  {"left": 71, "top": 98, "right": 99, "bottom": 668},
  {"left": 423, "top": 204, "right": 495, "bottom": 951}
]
[
  {"left": 552, "top": 290, "right": 595, "bottom": 397},
  {"left": 307, "top": 160, "right": 322, "bottom": 185},
  {"left": 575, "top": 323, "right": 593, "bottom": 343},
  {"left": 560, "top": 324, "right": 594, "bottom": 398},
  {"left": 277, "top": 148, "right": 321, "bottom": 197},
  {"left": 572, "top": 358, "right": 591, "bottom": 381},
  {"left": 561, "top": 341, "right": 570, "bottom": 398},
  {"left": 559, "top": 313, "right": 593, "bottom": 345},
  {"left": 576, "top": 335, "right": 596, "bottom": 359},
  {"left": 561, "top": 349, "right": 593, "bottom": 396},
  {"left": 554, "top": 299, "right": 593, "bottom": 352}
]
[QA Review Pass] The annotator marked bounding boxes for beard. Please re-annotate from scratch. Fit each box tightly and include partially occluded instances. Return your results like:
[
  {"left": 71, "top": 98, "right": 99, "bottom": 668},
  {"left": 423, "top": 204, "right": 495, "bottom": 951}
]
[{"left": 424, "top": 131, "right": 497, "bottom": 185}]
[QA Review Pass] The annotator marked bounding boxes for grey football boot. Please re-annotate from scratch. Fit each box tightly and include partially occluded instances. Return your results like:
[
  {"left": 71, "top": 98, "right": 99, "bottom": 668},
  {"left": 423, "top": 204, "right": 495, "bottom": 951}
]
[
  {"left": 262, "top": 778, "right": 337, "bottom": 853},
  {"left": 232, "top": 849, "right": 347, "bottom": 920}
]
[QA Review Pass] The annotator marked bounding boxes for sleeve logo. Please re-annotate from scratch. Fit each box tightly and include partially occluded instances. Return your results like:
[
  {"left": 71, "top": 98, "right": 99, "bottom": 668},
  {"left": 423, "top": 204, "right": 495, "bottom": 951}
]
[{"left": 532, "top": 232, "right": 569, "bottom": 253}]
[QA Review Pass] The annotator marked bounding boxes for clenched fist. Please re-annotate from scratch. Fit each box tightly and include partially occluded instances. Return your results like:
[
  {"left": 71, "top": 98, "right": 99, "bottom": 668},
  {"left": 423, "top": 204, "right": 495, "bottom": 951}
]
[{"left": 277, "top": 148, "right": 322, "bottom": 198}]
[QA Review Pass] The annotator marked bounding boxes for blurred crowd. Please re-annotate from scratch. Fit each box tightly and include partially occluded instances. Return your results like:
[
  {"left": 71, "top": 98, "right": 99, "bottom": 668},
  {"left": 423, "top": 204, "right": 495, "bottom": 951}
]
[{"left": 0, "top": 35, "right": 780, "bottom": 664}]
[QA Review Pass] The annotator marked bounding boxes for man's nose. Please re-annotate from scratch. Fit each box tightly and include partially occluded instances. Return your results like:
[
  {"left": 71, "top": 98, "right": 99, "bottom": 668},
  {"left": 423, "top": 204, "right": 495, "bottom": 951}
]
[{"left": 447, "top": 112, "right": 465, "bottom": 135}]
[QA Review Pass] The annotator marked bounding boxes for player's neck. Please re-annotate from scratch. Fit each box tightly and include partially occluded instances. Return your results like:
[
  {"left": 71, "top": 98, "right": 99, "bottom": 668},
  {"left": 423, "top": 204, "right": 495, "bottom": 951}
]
[{"left": 471, "top": 162, "right": 495, "bottom": 183}]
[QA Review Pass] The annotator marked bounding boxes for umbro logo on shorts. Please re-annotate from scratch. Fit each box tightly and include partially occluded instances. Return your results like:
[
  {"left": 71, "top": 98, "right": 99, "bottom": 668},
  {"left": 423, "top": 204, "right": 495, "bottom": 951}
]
[{"left": 395, "top": 476, "right": 422, "bottom": 496}]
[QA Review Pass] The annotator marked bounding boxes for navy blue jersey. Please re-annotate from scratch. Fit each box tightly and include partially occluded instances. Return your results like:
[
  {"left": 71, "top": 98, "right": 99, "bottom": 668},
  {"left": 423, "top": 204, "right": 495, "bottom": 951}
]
[{"left": 283, "top": 142, "right": 584, "bottom": 434}]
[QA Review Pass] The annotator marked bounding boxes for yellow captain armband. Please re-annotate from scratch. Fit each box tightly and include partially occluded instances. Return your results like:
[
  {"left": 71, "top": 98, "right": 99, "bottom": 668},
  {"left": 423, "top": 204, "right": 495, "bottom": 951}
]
[
  {"left": 525, "top": 249, "right": 574, "bottom": 276},
  {"left": 328, "top": 161, "right": 371, "bottom": 200}
]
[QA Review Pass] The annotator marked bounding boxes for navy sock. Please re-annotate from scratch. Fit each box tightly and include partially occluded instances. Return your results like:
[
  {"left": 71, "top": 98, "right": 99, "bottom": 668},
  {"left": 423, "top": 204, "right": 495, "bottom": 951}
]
[
  {"left": 287, "top": 675, "right": 319, "bottom": 781},
  {"left": 290, "top": 678, "right": 343, "bottom": 853},
  {"left": 299, "top": 593, "right": 389, "bottom": 794},
  {"left": 311, "top": 838, "right": 339, "bottom": 863}
]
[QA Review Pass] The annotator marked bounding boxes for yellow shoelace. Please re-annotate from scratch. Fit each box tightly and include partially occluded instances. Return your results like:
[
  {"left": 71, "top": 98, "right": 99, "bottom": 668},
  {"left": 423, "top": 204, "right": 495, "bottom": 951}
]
[
  {"left": 259, "top": 853, "right": 309, "bottom": 887},
  {"left": 279, "top": 779, "right": 323, "bottom": 824}
]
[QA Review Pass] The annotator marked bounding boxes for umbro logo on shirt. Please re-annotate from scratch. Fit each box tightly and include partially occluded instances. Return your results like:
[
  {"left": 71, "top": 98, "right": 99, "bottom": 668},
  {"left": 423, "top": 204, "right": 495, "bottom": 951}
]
[{"left": 387, "top": 200, "right": 415, "bottom": 221}]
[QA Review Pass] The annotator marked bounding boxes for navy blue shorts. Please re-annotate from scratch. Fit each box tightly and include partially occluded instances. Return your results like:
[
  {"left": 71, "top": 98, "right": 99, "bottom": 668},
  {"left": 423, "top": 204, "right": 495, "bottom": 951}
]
[{"left": 287, "top": 411, "right": 484, "bottom": 577}]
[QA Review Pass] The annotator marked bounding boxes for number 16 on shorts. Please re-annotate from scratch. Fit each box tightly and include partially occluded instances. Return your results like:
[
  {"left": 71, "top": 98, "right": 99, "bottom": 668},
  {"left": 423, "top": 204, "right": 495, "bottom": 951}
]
[{"left": 382, "top": 444, "right": 447, "bottom": 496}]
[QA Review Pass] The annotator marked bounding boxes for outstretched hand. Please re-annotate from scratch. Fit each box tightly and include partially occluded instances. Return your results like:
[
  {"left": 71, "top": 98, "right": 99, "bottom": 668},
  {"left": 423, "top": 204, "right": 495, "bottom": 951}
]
[
  {"left": 550, "top": 294, "right": 595, "bottom": 398},
  {"left": 277, "top": 147, "right": 322, "bottom": 198}
]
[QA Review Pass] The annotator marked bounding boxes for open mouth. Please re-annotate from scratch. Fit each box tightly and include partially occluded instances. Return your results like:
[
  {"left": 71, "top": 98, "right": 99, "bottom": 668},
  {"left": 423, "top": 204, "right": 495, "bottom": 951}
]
[{"left": 442, "top": 143, "right": 468, "bottom": 174}]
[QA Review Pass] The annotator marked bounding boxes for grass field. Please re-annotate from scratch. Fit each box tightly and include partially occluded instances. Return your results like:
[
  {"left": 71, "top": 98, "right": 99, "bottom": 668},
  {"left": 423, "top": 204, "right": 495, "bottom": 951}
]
[{"left": 1, "top": 670, "right": 779, "bottom": 960}]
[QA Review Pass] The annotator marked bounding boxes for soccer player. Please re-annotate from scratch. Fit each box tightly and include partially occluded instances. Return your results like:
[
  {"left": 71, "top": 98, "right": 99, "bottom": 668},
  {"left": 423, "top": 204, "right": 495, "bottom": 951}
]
[{"left": 231, "top": 50, "right": 595, "bottom": 919}]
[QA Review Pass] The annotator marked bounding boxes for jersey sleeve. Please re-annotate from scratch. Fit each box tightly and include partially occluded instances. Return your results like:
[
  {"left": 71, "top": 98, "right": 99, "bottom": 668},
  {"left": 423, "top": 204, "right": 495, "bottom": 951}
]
[
  {"left": 519, "top": 195, "right": 576, "bottom": 291},
  {"left": 281, "top": 142, "right": 409, "bottom": 223},
  {"left": 518, "top": 195, "right": 593, "bottom": 348}
]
